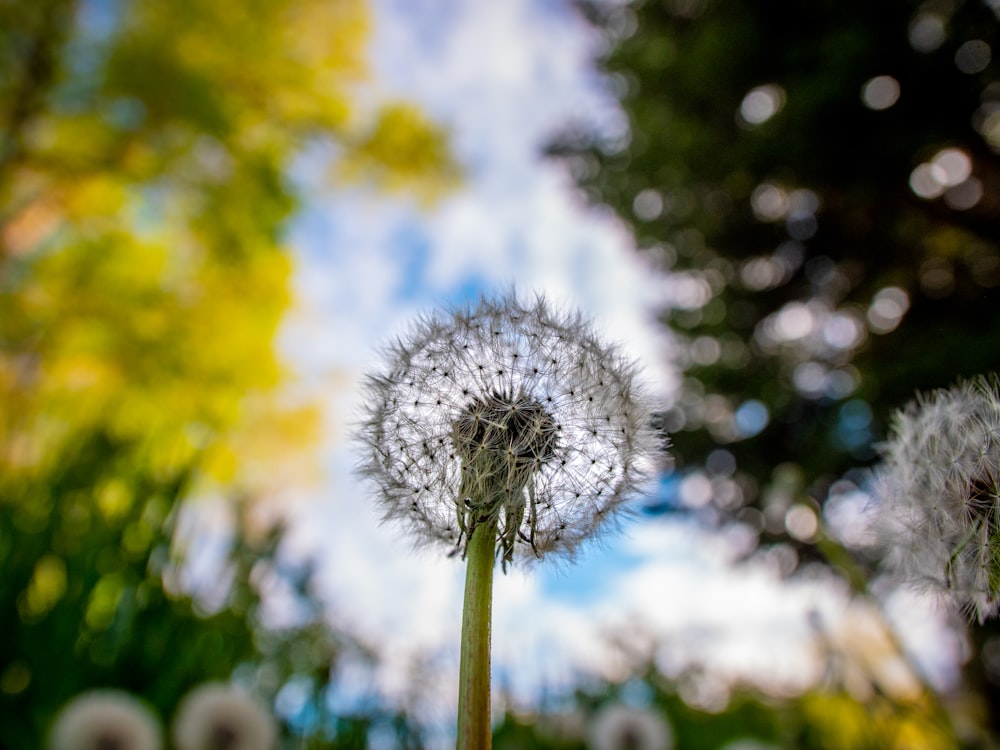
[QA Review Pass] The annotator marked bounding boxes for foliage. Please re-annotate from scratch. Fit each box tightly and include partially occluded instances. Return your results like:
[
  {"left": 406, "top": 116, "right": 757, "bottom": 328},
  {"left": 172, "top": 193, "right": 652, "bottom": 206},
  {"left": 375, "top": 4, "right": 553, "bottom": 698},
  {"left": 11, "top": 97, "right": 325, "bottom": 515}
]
[
  {"left": 551, "top": 0, "right": 1000, "bottom": 737},
  {"left": 493, "top": 671, "right": 960, "bottom": 750},
  {"left": 0, "top": 0, "right": 457, "bottom": 745},
  {"left": 555, "top": 0, "right": 1000, "bottom": 546}
]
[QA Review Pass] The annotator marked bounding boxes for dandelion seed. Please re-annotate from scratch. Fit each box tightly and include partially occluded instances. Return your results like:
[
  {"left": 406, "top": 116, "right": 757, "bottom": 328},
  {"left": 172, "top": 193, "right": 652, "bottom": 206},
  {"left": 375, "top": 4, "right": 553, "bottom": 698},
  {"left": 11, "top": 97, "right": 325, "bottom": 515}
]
[
  {"left": 172, "top": 683, "right": 275, "bottom": 750},
  {"left": 356, "top": 292, "right": 661, "bottom": 569},
  {"left": 875, "top": 374, "right": 1000, "bottom": 622},
  {"left": 49, "top": 690, "right": 161, "bottom": 750}
]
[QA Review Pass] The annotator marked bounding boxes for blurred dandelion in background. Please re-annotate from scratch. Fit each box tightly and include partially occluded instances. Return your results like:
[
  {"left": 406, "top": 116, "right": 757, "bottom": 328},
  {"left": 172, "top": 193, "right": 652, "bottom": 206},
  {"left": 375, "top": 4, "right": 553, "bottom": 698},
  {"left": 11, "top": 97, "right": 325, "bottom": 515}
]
[
  {"left": 49, "top": 690, "right": 161, "bottom": 750},
  {"left": 172, "top": 683, "right": 276, "bottom": 750},
  {"left": 875, "top": 375, "right": 1000, "bottom": 623},
  {"left": 588, "top": 703, "right": 674, "bottom": 750}
]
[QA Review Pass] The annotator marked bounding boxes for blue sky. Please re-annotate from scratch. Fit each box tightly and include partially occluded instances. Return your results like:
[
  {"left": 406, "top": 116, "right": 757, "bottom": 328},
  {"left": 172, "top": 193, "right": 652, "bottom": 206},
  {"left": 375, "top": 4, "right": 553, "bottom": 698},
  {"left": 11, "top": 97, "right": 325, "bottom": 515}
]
[{"left": 255, "top": 0, "right": 963, "bottom": 731}]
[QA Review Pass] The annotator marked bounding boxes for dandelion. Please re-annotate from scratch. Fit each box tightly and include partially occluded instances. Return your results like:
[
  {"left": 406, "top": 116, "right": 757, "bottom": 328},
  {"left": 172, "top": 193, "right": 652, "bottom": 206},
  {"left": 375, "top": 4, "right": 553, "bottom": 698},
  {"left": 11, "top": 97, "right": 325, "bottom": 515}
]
[
  {"left": 49, "top": 690, "right": 161, "bottom": 750},
  {"left": 357, "top": 293, "right": 659, "bottom": 567},
  {"left": 588, "top": 704, "right": 675, "bottom": 750},
  {"left": 357, "top": 292, "right": 661, "bottom": 749},
  {"left": 172, "top": 683, "right": 276, "bottom": 750},
  {"left": 874, "top": 374, "right": 1000, "bottom": 622}
]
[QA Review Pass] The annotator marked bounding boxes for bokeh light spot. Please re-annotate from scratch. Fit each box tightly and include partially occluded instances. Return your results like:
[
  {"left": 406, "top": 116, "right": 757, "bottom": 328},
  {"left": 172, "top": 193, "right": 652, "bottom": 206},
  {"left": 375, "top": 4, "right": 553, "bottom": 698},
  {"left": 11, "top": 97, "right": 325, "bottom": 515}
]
[
  {"left": 706, "top": 448, "right": 736, "bottom": 477},
  {"left": 920, "top": 258, "right": 955, "bottom": 297},
  {"left": 740, "top": 256, "right": 783, "bottom": 290},
  {"left": 734, "top": 399, "right": 769, "bottom": 438},
  {"left": 932, "top": 148, "right": 972, "bottom": 185},
  {"left": 786, "top": 212, "right": 817, "bottom": 241},
  {"left": 861, "top": 75, "right": 901, "bottom": 110},
  {"left": 680, "top": 472, "right": 714, "bottom": 507},
  {"left": 785, "top": 190, "right": 820, "bottom": 240},
  {"left": 910, "top": 148, "right": 973, "bottom": 199},
  {"left": 785, "top": 504, "right": 818, "bottom": 542},
  {"left": 788, "top": 189, "right": 820, "bottom": 215},
  {"left": 793, "top": 362, "right": 827, "bottom": 398},
  {"left": 909, "top": 163, "right": 945, "bottom": 198},
  {"left": 908, "top": 13, "right": 946, "bottom": 53},
  {"left": 955, "top": 40, "right": 992, "bottom": 74},
  {"left": 825, "top": 367, "right": 861, "bottom": 399},
  {"left": 835, "top": 399, "right": 874, "bottom": 455},
  {"left": 822, "top": 312, "right": 864, "bottom": 350},
  {"left": 824, "top": 483, "right": 876, "bottom": 548},
  {"left": 633, "top": 188, "right": 664, "bottom": 221},
  {"left": 867, "top": 286, "right": 910, "bottom": 333},
  {"left": 668, "top": 273, "right": 714, "bottom": 310},
  {"left": 944, "top": 178, "right": 983, "bottom": 210},
  {"left": 839, "top": 399, "right": 872, "bottom": 430},
  {"left": 976, "top": 104, "right": 1000, "bottom": 150},
  {"left": 739, "top": 85, "right": 785, "bottom": 125},
  {"left": 690, "top": 335, "right": 722, "bottom": 365},
  {"left": 774, "top": 302, "right": 814, "bottom": 340},
  {"left": 750, "top": 183, "right": 788, "bottom": 221}
]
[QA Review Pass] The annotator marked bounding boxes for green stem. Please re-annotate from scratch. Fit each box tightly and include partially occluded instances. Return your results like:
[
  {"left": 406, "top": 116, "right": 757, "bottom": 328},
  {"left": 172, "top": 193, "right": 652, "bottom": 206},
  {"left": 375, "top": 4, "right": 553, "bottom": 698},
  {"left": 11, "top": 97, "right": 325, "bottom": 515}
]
[{"left": 457, "top": 520, "right": 496, "bottom": 750}]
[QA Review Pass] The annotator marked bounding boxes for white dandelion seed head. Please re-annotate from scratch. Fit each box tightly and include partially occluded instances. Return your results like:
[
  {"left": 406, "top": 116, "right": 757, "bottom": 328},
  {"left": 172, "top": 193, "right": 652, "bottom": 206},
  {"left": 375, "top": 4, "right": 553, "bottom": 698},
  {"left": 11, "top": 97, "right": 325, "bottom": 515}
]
[
  {"left": 874, "top": 374, "right": 1000, "bottom": 623},
  {"left": 49, "top": 690, "right": 161, "bottom": 750},
  {"left": 587, "top": 704, "right": 675, "bottom": 750},
  {"left": 172, "top": 683, "right": 276, "bottom": 750},
  {"left": 356, "top": 292, "right": 663, "bottom": 568}
]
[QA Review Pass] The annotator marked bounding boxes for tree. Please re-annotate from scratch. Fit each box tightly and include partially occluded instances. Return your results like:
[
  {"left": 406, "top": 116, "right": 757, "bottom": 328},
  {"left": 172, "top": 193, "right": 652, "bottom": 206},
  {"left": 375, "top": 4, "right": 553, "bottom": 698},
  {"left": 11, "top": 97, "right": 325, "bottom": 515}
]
[
  {"left": 551, "top": 0, "right": 1000, "bottom": 734},
  {"left": 493, "top": 664, "right": 957, "bottom": 750},
  {"left": 0, "top": 0, "right": 457, "bottom": 745}
]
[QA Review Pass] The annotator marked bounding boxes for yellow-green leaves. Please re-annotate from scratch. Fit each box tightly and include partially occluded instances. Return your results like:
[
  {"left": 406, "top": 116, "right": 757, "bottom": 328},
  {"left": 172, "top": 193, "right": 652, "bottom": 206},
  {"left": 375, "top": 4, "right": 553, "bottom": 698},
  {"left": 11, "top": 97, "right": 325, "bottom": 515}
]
[
  {"left": 0, "top": 0, "right": 457, "bottom": 742},
  {"left": 19, "top": 555, "right": 67, "bottom": 621},
  {"left": 338, "top": 102, "right": 463, "bottom": 201}
]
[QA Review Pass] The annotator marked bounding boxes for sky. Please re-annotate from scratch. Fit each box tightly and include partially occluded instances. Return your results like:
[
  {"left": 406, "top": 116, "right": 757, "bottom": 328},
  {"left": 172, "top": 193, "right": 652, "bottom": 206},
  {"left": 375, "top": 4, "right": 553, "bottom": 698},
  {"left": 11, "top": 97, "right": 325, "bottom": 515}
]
[{"left": 257, "top": 0, "right": 964, "bottom": 734}]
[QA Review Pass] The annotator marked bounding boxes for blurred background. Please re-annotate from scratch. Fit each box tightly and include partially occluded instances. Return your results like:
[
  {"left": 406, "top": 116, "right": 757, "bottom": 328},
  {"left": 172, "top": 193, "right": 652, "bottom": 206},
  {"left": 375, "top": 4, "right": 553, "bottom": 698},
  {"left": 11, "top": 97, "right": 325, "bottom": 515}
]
[{"left": 2, "top": 0, "right": 1000, "bottom": 747}]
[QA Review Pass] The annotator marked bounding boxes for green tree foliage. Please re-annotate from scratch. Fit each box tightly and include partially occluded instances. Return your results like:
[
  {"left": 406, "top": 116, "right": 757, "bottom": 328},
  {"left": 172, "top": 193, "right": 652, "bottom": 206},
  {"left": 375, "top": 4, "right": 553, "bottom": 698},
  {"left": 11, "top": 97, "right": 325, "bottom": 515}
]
[
  {"left": 555, "top": 0, "right": 1000, "bottom": 539},
  {"left": 493, "top": 670, "right": 958, "bottom": 750},
  {"left": 555, "top": 0, "right": 1000, "bottom": 576},
  {"left": 515, "top": 601, "right": 969, "bottom": 748},
  {"left": 0, "top": 0, "right": 457, "bottom": 745},
  {"left": 551, "top": 0, "right": 1000, "bottom": 736}
]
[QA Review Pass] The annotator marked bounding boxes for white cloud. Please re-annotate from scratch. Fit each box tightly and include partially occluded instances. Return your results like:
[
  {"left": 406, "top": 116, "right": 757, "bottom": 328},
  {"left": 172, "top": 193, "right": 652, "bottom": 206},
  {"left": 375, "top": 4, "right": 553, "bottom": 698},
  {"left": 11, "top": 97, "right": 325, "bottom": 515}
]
[
  {"left": 279, "top": 0, "right": 779, "bottom": 712},
  {"left": 369, "top": 0, "right": 616, "bottom": 162}
]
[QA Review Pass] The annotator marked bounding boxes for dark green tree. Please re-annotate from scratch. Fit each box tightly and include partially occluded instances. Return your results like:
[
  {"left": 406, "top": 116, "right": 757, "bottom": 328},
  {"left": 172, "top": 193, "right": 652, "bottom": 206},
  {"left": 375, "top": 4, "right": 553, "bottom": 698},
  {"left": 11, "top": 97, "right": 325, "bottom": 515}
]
[
  {"left": 556, "top": 0, "right": 1000, "bottom": 521},
  {"left": 551, "top": 0, "right": 1000, "bottom": 735}
]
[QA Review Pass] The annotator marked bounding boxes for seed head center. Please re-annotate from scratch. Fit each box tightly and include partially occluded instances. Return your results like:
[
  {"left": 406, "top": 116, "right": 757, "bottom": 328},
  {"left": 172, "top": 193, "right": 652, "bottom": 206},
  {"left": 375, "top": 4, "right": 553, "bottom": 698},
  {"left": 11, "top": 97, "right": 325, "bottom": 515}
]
[
  {"left": 209, "top": 724, "right": 240, "bottom": 750},
  {"left": 95, "top": 735, "right": 125, "bottom": 750},
  {"left": 453, "top": 391, "right": 557, "bottom": 467}
]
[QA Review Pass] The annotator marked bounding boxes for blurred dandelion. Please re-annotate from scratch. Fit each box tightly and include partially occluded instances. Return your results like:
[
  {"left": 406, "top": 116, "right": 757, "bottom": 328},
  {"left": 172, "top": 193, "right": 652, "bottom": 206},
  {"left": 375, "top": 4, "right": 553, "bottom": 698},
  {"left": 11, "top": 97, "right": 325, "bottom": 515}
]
[
  {"left": 49, "top": 690, "right": 161, "bottom": 750},
  {"left": 875, "top": 375, "right": 1000, "bottom": 622},
  {"left": 172, "top": 683, "right": 276, "bottom": 750},
  {"left": 588, "top": 704, "right": 675, "bottom": 750},
  {"left": 357, "top": 292, "right": 660, "bottom": 568},
  {"left": 357, "top": 292, "right": 661, "bottom": 749}
]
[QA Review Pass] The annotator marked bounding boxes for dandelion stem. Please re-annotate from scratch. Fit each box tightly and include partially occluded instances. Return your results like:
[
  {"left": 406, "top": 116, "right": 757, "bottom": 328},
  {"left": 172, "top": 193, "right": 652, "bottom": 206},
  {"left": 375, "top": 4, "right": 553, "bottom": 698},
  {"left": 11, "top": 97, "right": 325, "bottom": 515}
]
[{"left": 457, "top": 519, "right": 496, "bottom": 750}]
